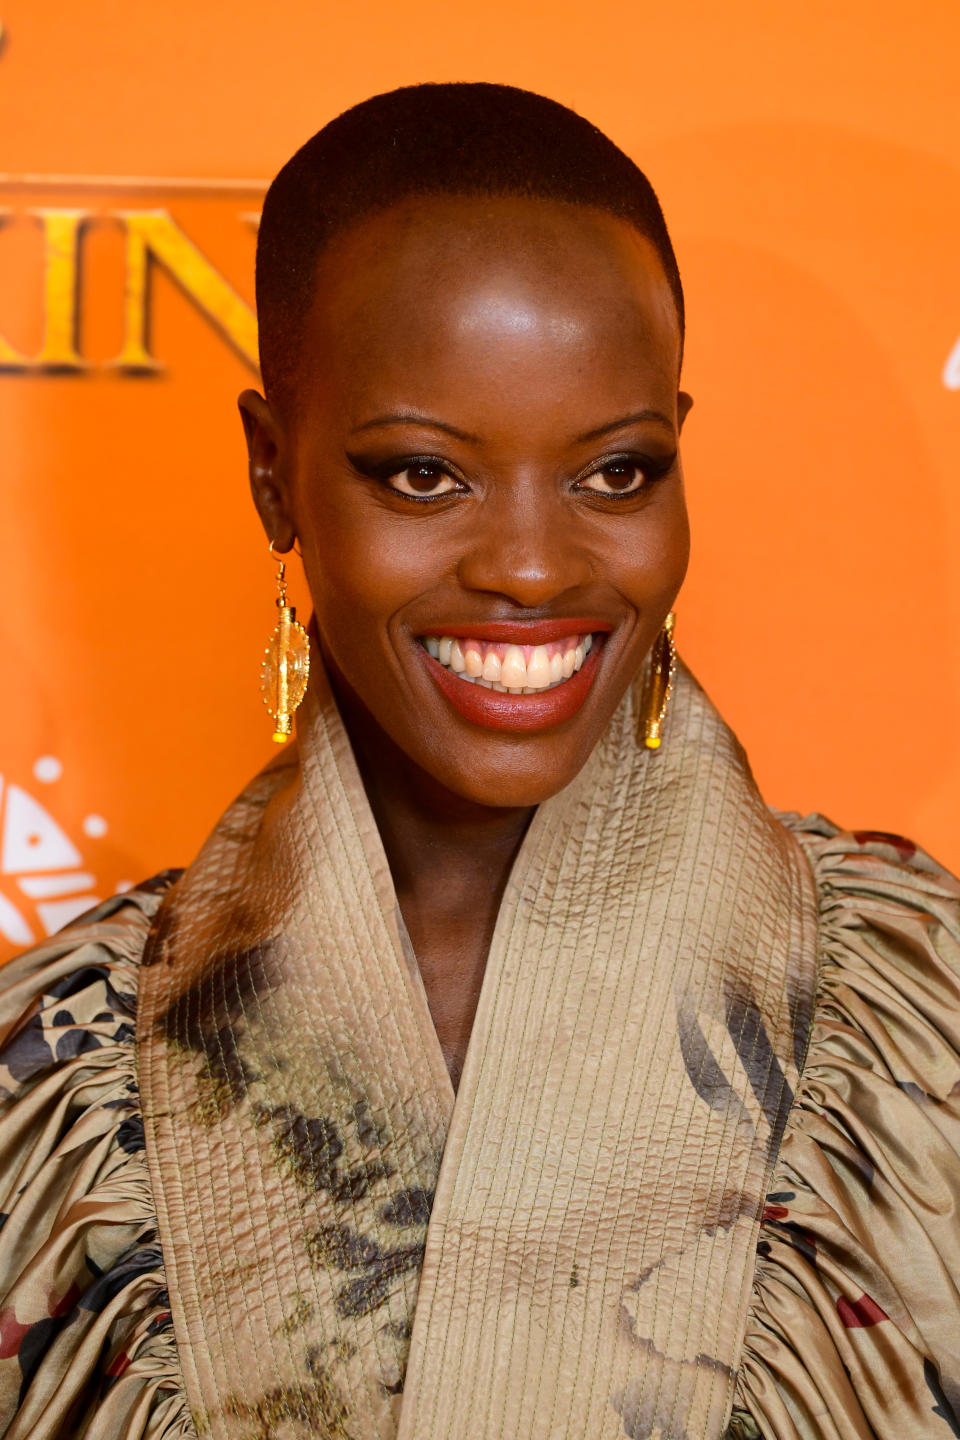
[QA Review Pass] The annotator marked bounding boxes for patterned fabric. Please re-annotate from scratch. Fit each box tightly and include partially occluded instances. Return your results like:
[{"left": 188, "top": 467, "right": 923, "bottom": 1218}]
[
  {"left": 0, "top": 689, "right": 958, "bottom": 1438},
  {"left": 0, "top": 876, "right": 193, "bottom": 1440},
  {"left": 135, "top": 659, "right": 819, "bottom": 1440},
  {"left": 730, "top": 820, "right": 960, "bottom": 1439}
]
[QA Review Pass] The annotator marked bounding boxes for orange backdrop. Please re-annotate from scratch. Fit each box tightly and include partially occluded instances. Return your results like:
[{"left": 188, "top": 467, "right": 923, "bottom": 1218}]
[{"left": 1, "top": 0, "right": 958, "bottom": 958}]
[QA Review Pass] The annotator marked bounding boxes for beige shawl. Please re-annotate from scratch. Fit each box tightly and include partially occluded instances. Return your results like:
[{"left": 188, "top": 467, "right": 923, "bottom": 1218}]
[{"left": 137, "top": 657, "right": 818, "bottom": 1440}]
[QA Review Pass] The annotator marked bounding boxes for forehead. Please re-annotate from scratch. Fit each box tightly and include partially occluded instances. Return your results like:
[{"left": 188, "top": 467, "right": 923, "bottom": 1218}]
[{"left": 294, "top": 195, "right": 681, "bottom": 425}]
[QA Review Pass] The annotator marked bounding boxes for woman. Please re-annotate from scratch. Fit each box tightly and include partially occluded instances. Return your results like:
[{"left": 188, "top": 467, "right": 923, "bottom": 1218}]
[{"left": 1, "top": 83, "right": 958, "bottom": 1440}]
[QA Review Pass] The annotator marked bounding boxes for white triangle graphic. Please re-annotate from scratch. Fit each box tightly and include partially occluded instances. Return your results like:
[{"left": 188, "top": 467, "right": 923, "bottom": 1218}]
[
  {"left": 0, "top": 890, "right": 33, "bottom": 946},
  {"left": 1, "top": 783, "right": 83, "bottom": 874},
  {"left": 37, "top": 896, "right": 102, "bottom": 935}
]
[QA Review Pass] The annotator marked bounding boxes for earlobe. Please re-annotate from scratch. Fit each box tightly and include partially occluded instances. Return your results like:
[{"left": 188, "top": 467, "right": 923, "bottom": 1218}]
[{"left": 237, "top": 388, "right": 297, "bottom": 551}]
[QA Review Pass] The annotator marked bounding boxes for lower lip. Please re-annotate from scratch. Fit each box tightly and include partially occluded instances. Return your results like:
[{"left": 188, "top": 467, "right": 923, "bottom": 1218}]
[{"left": 420, "top": 641, "right": 604, "bottom": 732}]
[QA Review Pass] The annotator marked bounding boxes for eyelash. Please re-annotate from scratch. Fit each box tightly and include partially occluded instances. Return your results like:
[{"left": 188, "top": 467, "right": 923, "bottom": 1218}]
[
  {"left": 578, "top": 455, "right": 675, "bottom": 500},
  {"left": 354, "top": 452, "right": 674, "bottom": 504}
]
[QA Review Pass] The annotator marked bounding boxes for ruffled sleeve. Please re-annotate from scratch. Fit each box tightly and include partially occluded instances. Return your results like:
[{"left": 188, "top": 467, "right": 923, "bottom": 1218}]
[
  {"left": 730, "top": 819, "right": 960, "bottom": 1440},
  {"left": 0, "top": 876, "right": 195, "bottom": 1440}
]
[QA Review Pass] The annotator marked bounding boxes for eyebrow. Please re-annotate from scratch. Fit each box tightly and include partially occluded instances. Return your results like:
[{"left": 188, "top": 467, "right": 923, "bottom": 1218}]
[
  {"left": 349, "top": 412, "right": 483, "bottom": 444},
  {"left": 573, "top": 409, "right": 675, "bottom": 443},
  {"left": 348, "top": 406, "right": 674, "bottom": 446}
]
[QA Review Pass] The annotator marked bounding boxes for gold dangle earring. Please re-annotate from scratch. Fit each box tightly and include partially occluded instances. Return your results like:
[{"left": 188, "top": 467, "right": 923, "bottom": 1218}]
[
  {"left": 261, "top": 540, "right": 310, "bottom": 743},
  {"left": 637, "top": 611, "right": 676, "bottom": 750}
]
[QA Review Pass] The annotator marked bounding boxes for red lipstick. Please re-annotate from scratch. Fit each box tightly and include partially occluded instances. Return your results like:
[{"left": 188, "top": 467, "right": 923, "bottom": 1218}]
[
  {"left": 421, "top": 639, "right": 604, "bottom": 732},
  {"left": 425, "top": 618, "right": 612, "bottom": 645}
]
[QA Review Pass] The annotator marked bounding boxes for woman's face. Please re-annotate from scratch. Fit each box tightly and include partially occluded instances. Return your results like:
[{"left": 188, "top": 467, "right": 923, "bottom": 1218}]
[{"left": 242, "top": 194, "right": 691, "bottom": 808}]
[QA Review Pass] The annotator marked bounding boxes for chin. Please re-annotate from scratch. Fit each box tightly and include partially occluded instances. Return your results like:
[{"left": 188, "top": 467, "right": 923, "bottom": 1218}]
[
  {"left": 457, "top": 773, "right": 573, "bottom": 809},
  {"left": 426, "top": 741, "right": 596, "bottom": 809}
]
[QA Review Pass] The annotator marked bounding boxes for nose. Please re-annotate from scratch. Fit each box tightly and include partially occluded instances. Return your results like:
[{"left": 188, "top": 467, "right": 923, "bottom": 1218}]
[{"left": 455, "top": 476, "right": 593, "bottom": 609}]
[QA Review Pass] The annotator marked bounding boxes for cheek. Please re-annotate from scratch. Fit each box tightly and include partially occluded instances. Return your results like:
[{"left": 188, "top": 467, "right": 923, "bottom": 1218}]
[
  {"left": 297, "top": 485, "right": 417, "bottom": 621},
  {"left": 656, "top": 496, "right": 691, "bottom": 595},
  {"left": 606, "top": 488, "right": 690, "bottom": 612}
]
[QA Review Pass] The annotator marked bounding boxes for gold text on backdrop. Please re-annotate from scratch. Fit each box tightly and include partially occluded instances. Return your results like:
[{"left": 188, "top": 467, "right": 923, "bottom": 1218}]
[{"left": 0, "top": 183, "right": 265, "bottom": 372}]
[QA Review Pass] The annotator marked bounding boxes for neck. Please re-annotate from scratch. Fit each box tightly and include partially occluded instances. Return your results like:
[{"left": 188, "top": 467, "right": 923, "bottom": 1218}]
[{"left": 321, "top": 648, "right": 537, "bottom": 1089}]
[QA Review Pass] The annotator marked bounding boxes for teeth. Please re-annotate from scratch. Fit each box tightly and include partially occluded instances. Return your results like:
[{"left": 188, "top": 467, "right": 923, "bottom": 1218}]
[
  {"left": 423, "top": 631, "right": 600, "bottom": 693},
  {"left": 526, "top": 645, "right": 551, "bottom": 690},
  {"left": 500, "top": 645, "right": 526, "bottom": 689},
  {"left": 482, "top": 650, "right": 502, "bottom": 683}
]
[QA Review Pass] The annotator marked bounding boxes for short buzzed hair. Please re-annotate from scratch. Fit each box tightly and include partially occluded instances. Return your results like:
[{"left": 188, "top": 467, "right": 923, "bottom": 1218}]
[{"left": 256, "top": 82, "right": 684, "bottom": 406}]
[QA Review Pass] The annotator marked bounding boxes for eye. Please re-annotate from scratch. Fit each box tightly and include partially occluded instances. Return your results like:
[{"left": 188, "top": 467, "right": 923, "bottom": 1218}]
[
  {"left": 387, "top": 462, "right": 462, "bottom": 498},
  {"left": 577, "top": 459, "right": 648, "bottom": 497}
]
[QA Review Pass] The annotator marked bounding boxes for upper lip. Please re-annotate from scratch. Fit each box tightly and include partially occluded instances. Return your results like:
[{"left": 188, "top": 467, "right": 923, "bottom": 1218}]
[{"left": 417, "top": 618, "right": 613, "bottom": 644}]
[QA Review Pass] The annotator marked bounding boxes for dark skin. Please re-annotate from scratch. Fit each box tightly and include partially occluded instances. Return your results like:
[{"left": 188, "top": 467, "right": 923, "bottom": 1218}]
[{"left": 240, "top": 195, "right": 692, "bottom": 1089}]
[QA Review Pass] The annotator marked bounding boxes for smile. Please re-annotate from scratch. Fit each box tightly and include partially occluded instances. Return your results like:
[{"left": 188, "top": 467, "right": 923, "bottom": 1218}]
[
  {"left": 416, "top": 620, "right": 611, "bottom": 732},
  {"left": 421, "top": 633, "right": 593, "bottom": 692}
]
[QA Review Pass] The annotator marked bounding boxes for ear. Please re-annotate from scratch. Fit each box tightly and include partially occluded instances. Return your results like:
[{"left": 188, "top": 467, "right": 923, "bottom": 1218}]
[
  {"left": 237, "top": 388, "right": 297, "bottom": 552},
  {"left": 677, "top": 391, "right": 694, "bottom": 431}
]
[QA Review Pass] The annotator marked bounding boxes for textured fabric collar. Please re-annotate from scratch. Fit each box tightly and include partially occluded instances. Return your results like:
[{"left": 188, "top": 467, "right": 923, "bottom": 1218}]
[{"left": 137, "top": 656, "right": 818, "bottom": 1440}]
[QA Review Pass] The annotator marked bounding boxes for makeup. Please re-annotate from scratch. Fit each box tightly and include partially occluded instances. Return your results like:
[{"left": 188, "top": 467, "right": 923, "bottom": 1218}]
[{"left": 419, "top": 622, "right": 609, "bottom": 731}]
